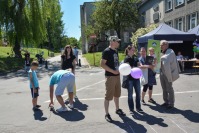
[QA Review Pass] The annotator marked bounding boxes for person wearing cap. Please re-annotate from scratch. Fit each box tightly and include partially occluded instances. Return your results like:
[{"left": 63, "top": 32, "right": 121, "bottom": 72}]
[{"left": 100, "top": 36, "right": 125, "bottom": 122}]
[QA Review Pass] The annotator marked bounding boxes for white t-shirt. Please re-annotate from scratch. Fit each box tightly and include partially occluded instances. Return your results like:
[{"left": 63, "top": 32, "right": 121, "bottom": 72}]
[{"left": 177, "top": 55, "right": 183, "bottom": 60}]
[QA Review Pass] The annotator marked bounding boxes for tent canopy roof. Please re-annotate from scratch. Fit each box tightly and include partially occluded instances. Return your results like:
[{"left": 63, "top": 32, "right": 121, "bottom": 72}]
[
  {"left": 188, "top": 25, "right": 199, "bottom": 35},
  {"left": 138, "top": 23, "right": 196, "bottom": 43}
]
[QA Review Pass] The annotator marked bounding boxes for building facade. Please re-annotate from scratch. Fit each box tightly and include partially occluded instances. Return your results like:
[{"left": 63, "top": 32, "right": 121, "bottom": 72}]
[
  {"left": 139, "top": 0, "right": 199, "bottom": 32},
  {"left": 80, "top": 2, "right": 133, "bottom": 54},
  {"left": 80, "top": 2, "right": 95, "bottom": 54}
]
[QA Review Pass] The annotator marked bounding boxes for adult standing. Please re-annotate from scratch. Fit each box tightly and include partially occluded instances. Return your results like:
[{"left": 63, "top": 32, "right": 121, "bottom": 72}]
[
  {"left": 139, "top": 47, "right": 157, "bottom": 104},
  {"left": 100, "top": 36, "right": 125, "bottom": 122},
  {"left": 61, "top": 45, "right": 76, "bottom": 74},
  {"left": 160, "top": 40, "right": 180, "bottom": 109},
  {"left": 124, "top": 45, "right": 143, "bottom": 113},
  {"left": 61, "top": 45, "right": 77, "bottom": 99},
  {"left": 73, "top": 46, "right": 79, "bottom": 66}
]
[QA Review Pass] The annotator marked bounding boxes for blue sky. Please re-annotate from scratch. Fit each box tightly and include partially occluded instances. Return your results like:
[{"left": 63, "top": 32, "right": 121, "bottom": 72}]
[{"left": 60, "top": 0, "right": 94, "bottom": 40}]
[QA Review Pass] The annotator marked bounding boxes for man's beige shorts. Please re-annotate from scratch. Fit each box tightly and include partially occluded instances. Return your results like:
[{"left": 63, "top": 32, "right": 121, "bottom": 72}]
[{"left": 105, "top": 75, "right": 121, "bottom": 100}]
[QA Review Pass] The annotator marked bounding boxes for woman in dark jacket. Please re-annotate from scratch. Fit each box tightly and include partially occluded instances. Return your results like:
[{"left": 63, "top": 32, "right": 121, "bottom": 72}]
[{"left": 124, "top": 45, "right": 143, "bottom": 113}]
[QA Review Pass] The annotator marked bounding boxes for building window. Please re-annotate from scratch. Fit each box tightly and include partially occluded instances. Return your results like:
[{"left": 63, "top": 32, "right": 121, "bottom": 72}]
[
  {"left": 187, "top": 12, "right": 197, "bottom": 30},
  {"left": 165, "top": 0, "right": 173, "bottom": 11},
  {"left": 176, "top": 18, "right": 183, "bottom": 31},
  {"left": 175, "top": 0, "right": 184, "bottom": 6},
  {"left": 166, "top": 21, "right": 173, "bottom": 27}
]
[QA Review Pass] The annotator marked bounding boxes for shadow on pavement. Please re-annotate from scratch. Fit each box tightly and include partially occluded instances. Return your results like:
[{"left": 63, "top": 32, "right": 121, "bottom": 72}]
[
  {"left": 74, "top": 98, "right": 88, "bottom": 111},
  {"left": 132, "top": 111, "right": 168, "bottom": 127},
  {"left": 33, "top": 110, "right": 47, "bottom": 121},
  {"left": 110, "top": 115, "right": 147, "bottom": 133},
  {"left": 51, "top": 108, "right": 85, "bottom": 122},
  {"left": 146, "top": 103, "right": 199, "bottom": 123}
]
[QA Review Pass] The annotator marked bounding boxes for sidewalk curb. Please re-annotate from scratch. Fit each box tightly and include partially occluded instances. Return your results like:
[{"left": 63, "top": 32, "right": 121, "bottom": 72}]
[{"left": 81, "top": 55, "right": 91, "bottom": 69}]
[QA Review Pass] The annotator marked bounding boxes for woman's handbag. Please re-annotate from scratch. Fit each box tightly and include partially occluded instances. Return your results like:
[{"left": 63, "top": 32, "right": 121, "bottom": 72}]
[{"left": 122, "top": 76, "right": 129, "bottom": 89}]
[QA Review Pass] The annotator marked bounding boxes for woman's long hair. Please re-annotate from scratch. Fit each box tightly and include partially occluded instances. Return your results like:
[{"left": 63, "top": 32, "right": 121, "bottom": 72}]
[
  {"left": 125, "top": 45, "right": 134, "bottom": 55},
  {"left": 63, "top": 45, "right": 74, "bottom": 58}
]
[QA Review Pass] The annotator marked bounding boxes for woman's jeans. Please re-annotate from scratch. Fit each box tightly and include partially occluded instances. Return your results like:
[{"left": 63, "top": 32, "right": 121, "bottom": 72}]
[{"left": 127, "top": 79, "right": 141, "bottom": 110}]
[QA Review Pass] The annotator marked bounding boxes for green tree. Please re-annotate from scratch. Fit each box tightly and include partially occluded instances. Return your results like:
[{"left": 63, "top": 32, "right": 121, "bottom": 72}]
[
  {"left": 92, "top": 0, "right": 141, "bottom": 38},
  {"left": 0, "top": 0, "right": 64, "bottom": 57},
  {"left": 131, "top": 24, "right": 157, "bottom": 52}
]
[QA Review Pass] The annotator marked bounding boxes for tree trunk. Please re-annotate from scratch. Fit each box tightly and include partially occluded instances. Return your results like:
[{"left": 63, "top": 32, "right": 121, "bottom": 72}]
[{"left": 13, "top": 36, "right": 22, "bottom": 58}]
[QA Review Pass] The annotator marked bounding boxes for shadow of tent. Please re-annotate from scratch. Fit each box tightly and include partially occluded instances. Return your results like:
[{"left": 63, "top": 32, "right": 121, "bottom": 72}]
[
  {"left": 51, "top": 108, "right": 85, "bottom": 122},
  {"left": 111, "top": 116, "right": 147, "bottom": 133},
  {"left": 146, "top": 103, "right": 199, "bottom": 123},
  {"left": 33, "top": 110, "right": 47, "bottom": 121}
]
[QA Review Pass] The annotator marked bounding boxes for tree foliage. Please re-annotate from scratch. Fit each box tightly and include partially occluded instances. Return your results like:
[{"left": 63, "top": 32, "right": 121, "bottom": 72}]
[
  {"left": 131, "top": 24, "right": 157, "bottom": 50},
  {"left": 92, "top": 0, "right": 141, "bottom": 38},
  {"left": 0, "top": 0, "right": 64, "bottom": 57}
]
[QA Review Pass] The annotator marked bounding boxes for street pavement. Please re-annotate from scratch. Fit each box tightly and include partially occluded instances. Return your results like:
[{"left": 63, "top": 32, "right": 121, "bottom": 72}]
[{"left": 0, "top": 55, "right": 199, "bottom": 133}]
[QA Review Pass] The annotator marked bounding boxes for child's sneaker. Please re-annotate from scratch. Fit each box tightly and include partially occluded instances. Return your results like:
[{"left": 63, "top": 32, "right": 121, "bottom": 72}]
[
  {"left": 68, "top": 104, "right": 74, "bottom": 109},
  {"left": 56, "top": 107, "right": 68, "bottom": 112}
]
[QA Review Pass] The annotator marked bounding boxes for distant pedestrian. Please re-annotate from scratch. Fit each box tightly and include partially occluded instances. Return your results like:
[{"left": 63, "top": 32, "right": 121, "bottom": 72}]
[
  {"left": 28, "top": 61, "right": 41, "bottom": 111},
  {"left": 25, "top": 56, "right": 31, "bottom": 72},
  {"left": 49, "top": 70, "right": 75, "bottom": 112},
  {"left": 73, "top": 46, "right": 79, "bottom": 65},
  {"left": 160, "top": 40, "right": 180, "bottom": 109},
  {"left": 139, "top": 47, "right": 157, "bottom": 104},
  {"left": 101, "top": 36, "right": 125, "bottom": 122},
  {"left": 124, "top": 45, "right": 143, "bottom": 113}
]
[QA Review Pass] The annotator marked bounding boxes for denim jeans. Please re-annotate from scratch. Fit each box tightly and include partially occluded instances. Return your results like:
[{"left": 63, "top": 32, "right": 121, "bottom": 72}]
[{"left": 127, "top": 79, "right": 141, "bottom": 110}]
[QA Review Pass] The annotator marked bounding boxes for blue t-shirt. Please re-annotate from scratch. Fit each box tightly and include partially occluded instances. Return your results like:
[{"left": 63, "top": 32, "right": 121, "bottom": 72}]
[
  {"left": 49, "top": 70, "right": 71, "bottom": 86},
  {"left": 28, "top": 69, "right": 39, "bottom": 88}
]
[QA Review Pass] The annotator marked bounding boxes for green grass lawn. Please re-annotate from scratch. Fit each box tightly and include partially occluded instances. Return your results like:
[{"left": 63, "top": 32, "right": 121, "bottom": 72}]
[
  {"left": 0, "top": 46, "right": 59, "bottom": 73},
  {"left": 83, "top": 52, "right": 125, "bottom": 67}
]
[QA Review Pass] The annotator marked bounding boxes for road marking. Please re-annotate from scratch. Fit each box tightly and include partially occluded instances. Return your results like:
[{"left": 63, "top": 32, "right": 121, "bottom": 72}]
[
  {"left": 69, "top": 90, "right": 199, "bottom": 102},
  {"left": 148, "top": 125, "right": 158, "bottom": 133},
  {"left": 44, "top": 79, "right": 105, "bottom": 103},
  {"left": 169, "top": 118, "right": 187, "bottom": 133}
]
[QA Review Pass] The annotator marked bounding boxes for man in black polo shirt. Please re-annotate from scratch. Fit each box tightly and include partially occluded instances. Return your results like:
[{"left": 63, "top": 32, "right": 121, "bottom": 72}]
[{"left": 101, "top": 36, "right": 125, "bottom": 122}]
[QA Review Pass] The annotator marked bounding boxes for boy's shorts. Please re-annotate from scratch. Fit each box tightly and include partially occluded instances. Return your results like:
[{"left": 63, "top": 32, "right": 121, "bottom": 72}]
[
  {"left": 55, "top": 73, "right": 75, "bottom": 96},
  {"left": 105, "top": 75, "right": 121, "bottom": 100},
  {"left": 31, "top": 87, "right": 39, "bottom": 98}
]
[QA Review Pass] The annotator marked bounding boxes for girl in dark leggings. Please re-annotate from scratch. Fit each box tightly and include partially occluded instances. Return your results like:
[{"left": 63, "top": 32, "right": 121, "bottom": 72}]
[
  {"left": 139, "top": 47, "right": 157, "bottom": 104},
  {"left": 142, "top": 84, "right": 155, "bottom": 103}
]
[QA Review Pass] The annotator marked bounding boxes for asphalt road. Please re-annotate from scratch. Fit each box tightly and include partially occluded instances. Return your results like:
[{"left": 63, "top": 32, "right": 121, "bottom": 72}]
[{"left": 0, "top": 62, "right": 199, "bottom": 133}]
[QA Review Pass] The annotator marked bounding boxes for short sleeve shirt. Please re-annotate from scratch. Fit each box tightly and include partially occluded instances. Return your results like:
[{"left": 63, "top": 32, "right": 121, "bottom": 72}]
[
  {"left": 49, "top": 70, "right": 71, "bottom": 86},
  {"left": 102, "top": 47, "right": 119, "bottom": 76},
  {"left": 28, "top": 69, "right": 39, "bottom": 88},
  {"left": 61, "top": 55, "right": 76, "bottom": 70},
  {"left": 124, "top": 55, "right": 139, "bottom": 80}
]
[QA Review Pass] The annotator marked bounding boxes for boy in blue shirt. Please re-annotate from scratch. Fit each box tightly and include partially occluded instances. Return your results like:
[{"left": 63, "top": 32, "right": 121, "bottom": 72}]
[
  {"left": 28, "top": 61, "right": 40, "bottom": 111},
  {"left": 49, "top": 70, "right": 75, "bottom": 112}
]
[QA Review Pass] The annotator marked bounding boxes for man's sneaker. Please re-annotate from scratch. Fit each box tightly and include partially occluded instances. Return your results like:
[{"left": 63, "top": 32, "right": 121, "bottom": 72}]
[
  {"left": 142, "top": 100, "right": 146, "bottom": 104},
  {"left": 161, "top": 103, "right": 169, "bottom": 107},
  {"left": 116, "top": 109, "right": 126, "bottom": 116},
  {"left": 32, "top": 107, "right": 40, "bottom": 111},
  {"left": 136, "top": 108, "right": 144, "bottom": 113},
  {"left": 148, "top": 98, "right": 156, "bottom": 104},
  {"left": 68, "top": 104, "right": 74, "bottom": 109},
  {"left": 36, "top": 105, "right": 41, "bottom": 108},
  {"left": 105, "top": 113, "right": 113, "bottom": 122},
  {"left": 56, "top": 107, "right": 68, "bottom": 112}
]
